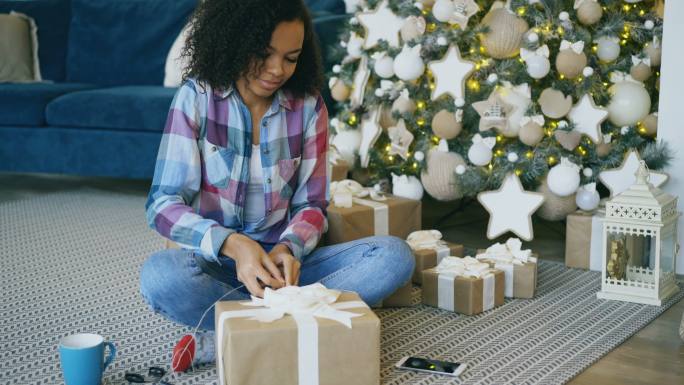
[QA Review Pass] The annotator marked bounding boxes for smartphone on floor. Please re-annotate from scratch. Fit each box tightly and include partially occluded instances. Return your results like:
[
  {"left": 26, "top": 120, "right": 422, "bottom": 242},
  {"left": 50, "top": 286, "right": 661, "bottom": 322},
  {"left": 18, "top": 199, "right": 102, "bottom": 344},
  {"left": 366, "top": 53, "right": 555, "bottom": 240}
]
[{"left": 395, "top": 356, "right": 467, "bottom": 377}]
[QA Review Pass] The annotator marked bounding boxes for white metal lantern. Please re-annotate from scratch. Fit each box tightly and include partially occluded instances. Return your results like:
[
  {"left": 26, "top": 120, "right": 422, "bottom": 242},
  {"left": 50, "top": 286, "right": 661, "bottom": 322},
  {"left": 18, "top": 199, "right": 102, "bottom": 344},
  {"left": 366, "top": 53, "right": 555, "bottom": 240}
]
[{"left": 597, "top": 161, "right": 680, "bottom": 305}]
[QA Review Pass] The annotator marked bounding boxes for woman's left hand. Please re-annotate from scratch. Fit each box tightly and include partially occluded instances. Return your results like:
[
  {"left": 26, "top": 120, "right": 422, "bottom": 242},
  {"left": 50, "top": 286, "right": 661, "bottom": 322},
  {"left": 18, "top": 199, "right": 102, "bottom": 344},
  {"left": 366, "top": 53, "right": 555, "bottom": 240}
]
[{"left": 269, "top": 244, "right": 300, "bottom": 286}]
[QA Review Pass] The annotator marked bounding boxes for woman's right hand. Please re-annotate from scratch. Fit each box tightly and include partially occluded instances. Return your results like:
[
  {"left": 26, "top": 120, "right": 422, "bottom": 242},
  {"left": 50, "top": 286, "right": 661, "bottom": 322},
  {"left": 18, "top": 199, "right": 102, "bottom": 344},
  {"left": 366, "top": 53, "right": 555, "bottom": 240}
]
[{"left": 220, "top": 233, "right": 285, "bottom": 297}]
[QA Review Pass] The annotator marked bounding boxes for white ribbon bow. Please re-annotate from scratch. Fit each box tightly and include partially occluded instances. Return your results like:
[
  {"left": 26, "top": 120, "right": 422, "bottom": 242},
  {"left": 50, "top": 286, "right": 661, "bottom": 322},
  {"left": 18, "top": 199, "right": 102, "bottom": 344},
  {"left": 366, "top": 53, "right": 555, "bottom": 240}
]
[
  {"left": 560, "top": 40, "right": 585, "bottom": 54},
  {"left": 330, "top": 179, "right": 387, "bottom": 208},
  {"left": 407, "top": 230, "right": 447, "bottom": 250},
  {"left": 436, "top": 256, "right": 493, "bottom": 278},
  {"left": 242, "top": 283, "right": 363, "bottom": 328},
  {"left": 472, "top": 133, "right": 497, "bottom": 149},
  {"left": 520, "top": 45, "right": 550, "bottom": 61},
  {"left": 520, "top": 115, "right": 545, "bottom": 127},
  {"left": 580, "top": 182, "right": 597, "bottom": 193},
  {"left": 559, "top": 157, "right": 581, "bottom": 171},
  {"left": 631, "top": 55, "right": 651, "bottom": 67},
  {"left": 476, "top": 237, "right": 537, "bottom": 265},
  {"left": 610, "top": 71, "right": 639, "bottom": 84}
]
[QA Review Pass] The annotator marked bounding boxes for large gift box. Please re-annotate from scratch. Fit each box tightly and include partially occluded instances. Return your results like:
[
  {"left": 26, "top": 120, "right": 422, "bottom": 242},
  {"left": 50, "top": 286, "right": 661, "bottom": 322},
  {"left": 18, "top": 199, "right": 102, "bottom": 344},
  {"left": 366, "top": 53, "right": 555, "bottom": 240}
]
[
  {"left": 215, "top": 284, "right": 380, "bottom": 385},
  {"left": 324, "top": 180, "right": 421, "bottom": 245},
  {"left": 330, "top": 160, "right": 349, "bottom": 182},
  {"left": 476, "top": 238, "right": 537, "bottom": 299},
  {"left": 406, "top": 230, "right": 464, "bottom": 284},
  {"left": 422, "top": 257, "right": 504, "bottom": 315},
  {"left": 565, "top": 209, "right": 605, "bottom": 271}
]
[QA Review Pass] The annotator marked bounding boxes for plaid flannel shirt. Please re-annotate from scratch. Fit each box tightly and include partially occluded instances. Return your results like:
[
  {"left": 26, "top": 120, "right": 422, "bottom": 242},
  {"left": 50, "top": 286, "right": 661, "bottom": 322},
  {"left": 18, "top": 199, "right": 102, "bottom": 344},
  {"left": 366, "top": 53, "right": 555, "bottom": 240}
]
[{"left": 146, "top": 79, "right": 329, "bottom": 262}]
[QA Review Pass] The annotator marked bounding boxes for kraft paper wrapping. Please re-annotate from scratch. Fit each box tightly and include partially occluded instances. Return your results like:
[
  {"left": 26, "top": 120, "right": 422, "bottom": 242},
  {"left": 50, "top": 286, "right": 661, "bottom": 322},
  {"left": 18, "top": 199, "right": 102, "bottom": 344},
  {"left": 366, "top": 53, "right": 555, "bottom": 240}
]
[
  {"left": 376, "top": 280, "right": 413, "bottom": 308},
  {"left": 476, "top": 249, "right": 538, "bottom": 299},
  {"left": 215, "top": 291, "right": 380, "bottom": 385},
  {"left": 421, "top": 269, "right": 504, "bottom": 315},
  {"left": 330, "top": 161, "right": 349, "bottom": 182},
  {"left": 412, "top": 242, "right": 464, "bottom": 284},
  {"left": 324, "top": 195, "right": 421, "bottom": 245},
  {"left": 565, "top": 210, "right": 604, "bottom": 271}
]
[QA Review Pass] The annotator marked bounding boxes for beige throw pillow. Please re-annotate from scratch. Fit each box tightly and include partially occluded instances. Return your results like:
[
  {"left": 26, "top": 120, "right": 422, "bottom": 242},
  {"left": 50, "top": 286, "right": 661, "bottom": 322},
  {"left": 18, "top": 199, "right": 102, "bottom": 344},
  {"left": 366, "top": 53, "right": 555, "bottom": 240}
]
[{"left": 0, "top": 11, "right": 41, "bottom": 82}]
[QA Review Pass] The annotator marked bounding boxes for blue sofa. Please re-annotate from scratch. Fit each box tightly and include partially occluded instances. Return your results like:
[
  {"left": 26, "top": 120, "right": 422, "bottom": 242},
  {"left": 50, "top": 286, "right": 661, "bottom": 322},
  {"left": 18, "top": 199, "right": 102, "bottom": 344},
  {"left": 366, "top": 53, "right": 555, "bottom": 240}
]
[{"left": 0, "top": 0, "right": 347, "bottom": 179}]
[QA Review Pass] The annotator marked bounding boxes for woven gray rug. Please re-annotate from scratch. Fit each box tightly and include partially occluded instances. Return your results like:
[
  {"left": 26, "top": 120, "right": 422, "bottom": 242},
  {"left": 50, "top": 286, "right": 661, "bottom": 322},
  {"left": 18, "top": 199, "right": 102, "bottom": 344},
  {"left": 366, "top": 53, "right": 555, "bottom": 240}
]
[{"left": 1, "top": 189, "right": 682, "bottom": 385}]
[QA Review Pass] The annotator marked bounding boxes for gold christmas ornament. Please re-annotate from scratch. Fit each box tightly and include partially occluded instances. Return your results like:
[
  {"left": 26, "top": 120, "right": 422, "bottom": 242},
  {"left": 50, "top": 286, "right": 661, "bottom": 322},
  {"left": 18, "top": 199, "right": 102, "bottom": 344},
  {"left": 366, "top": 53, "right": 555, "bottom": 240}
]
[
  {"left": 575, "top": 0, "right": 602, "bottom": 26},
  {"left": 519, "top": 115, "right": 545, "bottom": 146},
  {"left": 555, "top": 45, "right": 587, "bottom": 79},
  {"left": 554, "top": 130, "right": 582, "bottom": 151},
  {"left": 420, "top": 140, "right": 466, "bottom": 201},
  {"left": 479, "top": 2, "right": 529, "bottom": 59},
  {"left": 431, "top": 109, "right": 463, "bottom": 139},
  {"left": 630, "top": 62, "right": 652, "bottom": 82},
  {"left": 596, "top": 139, "right": 612, "bottom": 157},
  {"left": 391, "top": 89, "right": 417, "bottom": 115},
  {"left": 654, "top": 0, "right": 664, "bottom": 19},
  {"left": 644, "top": 40, "right": 662, "bottom": 67},
  {"left": 641, "top": 113, "right": 658, "bottom": 136},
  {"left": 536, "top": 178, "right": 577, "bottom": 221},
  {"left": 379, "top": 107, "right": 397, "bottom": 129},
  {"left": 329, "top": 78, "right": 350, "bottom": 102},
  {"left": 538, "top": 88, "right": 573, "bottom": 119}
]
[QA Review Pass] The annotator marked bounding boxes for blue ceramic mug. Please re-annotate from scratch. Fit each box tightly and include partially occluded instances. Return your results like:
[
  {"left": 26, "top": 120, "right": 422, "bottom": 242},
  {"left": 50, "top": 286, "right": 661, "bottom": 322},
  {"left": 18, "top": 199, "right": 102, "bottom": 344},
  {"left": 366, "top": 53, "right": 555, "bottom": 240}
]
[{"left": 59, "top": 333, "right": 116, "bottom": 385}]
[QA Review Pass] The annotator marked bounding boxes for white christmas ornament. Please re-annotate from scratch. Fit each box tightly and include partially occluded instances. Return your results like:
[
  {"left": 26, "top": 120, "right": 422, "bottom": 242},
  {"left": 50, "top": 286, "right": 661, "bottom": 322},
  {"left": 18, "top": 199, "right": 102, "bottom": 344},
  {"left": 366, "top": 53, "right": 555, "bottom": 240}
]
[
  {"left": 455, "top": 164, "right": 466, "bottom": 174},
  {"left": 350, "top": 56, "right": 371, "bottom": 108},
  {"left": 527, "top": 32, "right": 539, "bottom": 43},
  {"left": 607, "top": 73, "right": 651, "bottom": 127},
  {"left": 575, "top": 183, "right": 600, "bottom": 211},
  {"left": 521, "top": 45, "right": 550, "bottom": 79},
  {"left": 331, "top": 129, "right": 361, "bottom": 166},
  {"left": 372, "top": 52, "right": 395, "bottom": 78},
  {"left": 357, "top": 0, "right": 404, "bottom": 48},
  {"left": 344, "top": 0, "right": 364, "bottom": 13},
  {"left": 582, "top": 66, "right": 594, "bottom": 77},
  {"left": 644, "top": 20, "right": 654, "bottom": 30},
  {"left": 437, "top": 36, "right": 448, "bottom": 46},
  {"left": 496, "top": 82, "right": 532, "bottom": 137},
  {"left": 559, "top": 11, "right": 570, "bottom": 21},
  {"left": 358, "top": 107, "right": 382, "bottom": 168},
  {"left": 392, "top": 173, "right": 424, "bottom": 200},
  {"left": 468, "top": 134, "right": 496, "bottom": 166},
  {"left": 596, "top": 36, "right": 620, "bottom": 63},
  {"left": 428, "top": 45, "right": 475, "bottom": 101},
  {"left": 547, "top": 157, "right": 581, "bottom": 197},
  {"left": 414, "top": 150, "right": 425, "bottom": 161},
  {"left": 332, "top": 64, "right": 341, "bottom": 74},
  {"left": 346, "top": 33, "right": 365, "bottom": 59},
  {"left": 487, "top": 73, "right": 499, "bottom": 83},
  {"left": 478, "top": 173, "right": 545, "bottom": 241},
  {"left": 507, "top": 152, "right": 519, "bottom": 162},
  {"left": 598, "top": 149, "right": 668, "bottom": 197},
  {"left": 432, "top": 0, "right": 480, "bottom": 28},
  {"left": 567, "top": 94, "right": 608, "bottom": 143},
  {"left": 583, "top": 167, "right": 593, "bottom": 177},
  {"left": 393, "top": 44, "right": 425, "bottom": 82}
]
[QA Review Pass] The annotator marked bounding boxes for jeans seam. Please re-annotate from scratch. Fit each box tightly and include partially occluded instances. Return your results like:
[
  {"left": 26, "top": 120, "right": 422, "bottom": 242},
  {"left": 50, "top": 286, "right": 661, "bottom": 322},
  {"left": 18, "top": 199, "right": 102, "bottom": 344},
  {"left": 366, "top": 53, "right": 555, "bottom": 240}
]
[{"left": 315, "top": 242, "right": 378, "bottom": 283}]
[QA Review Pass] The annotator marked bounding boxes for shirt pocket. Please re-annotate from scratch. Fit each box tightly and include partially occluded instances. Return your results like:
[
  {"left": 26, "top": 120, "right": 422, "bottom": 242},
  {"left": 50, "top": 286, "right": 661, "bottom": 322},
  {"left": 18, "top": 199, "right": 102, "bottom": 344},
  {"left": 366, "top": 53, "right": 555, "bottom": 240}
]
[
  {"left": 202, "top": 139, "right": 235, "bottom": 189},
  {"left": 276, "top": 156, "right": 301, "bottom": 199}
]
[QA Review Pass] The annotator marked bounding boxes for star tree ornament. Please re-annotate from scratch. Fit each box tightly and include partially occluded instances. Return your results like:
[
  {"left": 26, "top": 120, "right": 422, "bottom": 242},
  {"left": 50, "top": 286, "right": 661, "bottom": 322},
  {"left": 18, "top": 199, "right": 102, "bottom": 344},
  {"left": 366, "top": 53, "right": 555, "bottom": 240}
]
[
  {"left": 428, "top": 45, "right": 475, "bottom": 101},
  {"left": 496, "top": 82, "right": 532, "bottom": 137},
  {"left": 350, "top": 56, "right": 371, "bottom": 108},
  {"left": 598, "top": 149, "right": 669, "bottom": 197},
  {"left": 567, "top": 94, "right": 608, "bottom": 143},
  {"left": 357, "top": 0, "right": 403, "bottom": 49},
  {"left": 477, "top": 173, "right": 545, "bottom": 241},
  {"left": 473, "top": 92, "right": 513, "bottom": 132},
  {"left": 358, "top": 107, "right": 382, "bottom": 168},
  {"left": 387, "top": 119, "right": 414, "bottom": 160}
]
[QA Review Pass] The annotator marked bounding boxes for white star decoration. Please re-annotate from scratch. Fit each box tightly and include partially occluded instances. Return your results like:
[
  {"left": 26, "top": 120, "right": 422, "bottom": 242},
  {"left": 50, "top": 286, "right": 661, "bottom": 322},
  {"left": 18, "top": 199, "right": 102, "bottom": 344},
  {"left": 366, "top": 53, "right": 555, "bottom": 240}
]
[
  {"left": 357, "top": 0, "right": 404, "bottom": 49},
  {"left": 428, "top": 45, "right": 475, "bottom": 101},
  {"left": 359, "top": 107, "right": 382, "bottom": 168},
  {"left": 388, "top": 119, "right": 414, "bottom": 160},
  {"left": 567, "top": 94, "right": 608, "bottom": 143},
  {"left": 599, "top": 149, "right": 669, "bottom": 197},
  {"left": 350, "top": 56, "right": 371, "bottom": 108},
  {"left": 478, "top": 173, "right": 545, "bottom": 241}
]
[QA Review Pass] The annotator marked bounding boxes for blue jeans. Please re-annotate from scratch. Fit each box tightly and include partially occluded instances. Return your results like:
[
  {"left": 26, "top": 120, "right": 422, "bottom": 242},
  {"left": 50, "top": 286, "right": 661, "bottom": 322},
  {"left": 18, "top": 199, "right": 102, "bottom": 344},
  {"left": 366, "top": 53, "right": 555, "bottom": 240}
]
[{"left": 139, "top": 235, "right": 415, "bottom": 331}]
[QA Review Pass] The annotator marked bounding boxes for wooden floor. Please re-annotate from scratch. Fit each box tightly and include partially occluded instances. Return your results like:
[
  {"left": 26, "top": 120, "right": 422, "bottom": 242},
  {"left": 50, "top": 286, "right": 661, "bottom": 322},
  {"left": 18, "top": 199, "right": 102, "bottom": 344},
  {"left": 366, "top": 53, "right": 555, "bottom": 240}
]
[{"left": 2, "top": 173, "right": 684, "bottom": 383}]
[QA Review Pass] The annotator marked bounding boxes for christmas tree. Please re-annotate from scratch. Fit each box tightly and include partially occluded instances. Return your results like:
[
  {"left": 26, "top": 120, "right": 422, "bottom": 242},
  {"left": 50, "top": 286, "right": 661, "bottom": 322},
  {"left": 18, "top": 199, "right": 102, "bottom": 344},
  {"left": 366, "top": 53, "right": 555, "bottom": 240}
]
[{"left": 328, "top": 0, "right": 670, "bottom": 221}]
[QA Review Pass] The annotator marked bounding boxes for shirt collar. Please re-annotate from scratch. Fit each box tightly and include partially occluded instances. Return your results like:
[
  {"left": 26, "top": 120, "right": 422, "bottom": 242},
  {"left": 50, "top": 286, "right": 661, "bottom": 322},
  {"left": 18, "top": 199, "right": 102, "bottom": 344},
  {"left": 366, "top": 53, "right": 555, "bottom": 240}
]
[{"left": 214, "top": 84, "right": 294, "bottom": 111}]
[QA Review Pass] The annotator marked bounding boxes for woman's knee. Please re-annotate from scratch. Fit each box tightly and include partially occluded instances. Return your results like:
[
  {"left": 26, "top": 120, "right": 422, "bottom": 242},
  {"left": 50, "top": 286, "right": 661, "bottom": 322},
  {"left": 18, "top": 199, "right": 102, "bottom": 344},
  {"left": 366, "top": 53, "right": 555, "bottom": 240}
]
[
  {"left": 139, "top": 249, "right": 197, "bottom": 311},
  {"left": 369, "top": 235, "right": 415, "bottom": 282}
]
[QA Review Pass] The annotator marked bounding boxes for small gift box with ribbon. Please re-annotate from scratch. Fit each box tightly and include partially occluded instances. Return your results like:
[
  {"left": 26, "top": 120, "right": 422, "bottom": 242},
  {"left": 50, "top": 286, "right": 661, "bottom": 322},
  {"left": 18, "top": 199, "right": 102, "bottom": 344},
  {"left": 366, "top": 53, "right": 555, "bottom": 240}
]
[
  {"left": 565, "top": 209, "right": 605, "bottom": 271},
  {"left": 475, "top": 238, "right": 538, "bottom": 299},
  {"left": 422, "top": 257, "right": 504, "bottom": 315},
  {"left": 325, "top": 179, "right": 421, "bottom": 245},
  {"left": 215, "top": 283, "right": 379, "bottom": 385},
  {"left": 406, "top": 230, "right": 464, "bottom": 285}
]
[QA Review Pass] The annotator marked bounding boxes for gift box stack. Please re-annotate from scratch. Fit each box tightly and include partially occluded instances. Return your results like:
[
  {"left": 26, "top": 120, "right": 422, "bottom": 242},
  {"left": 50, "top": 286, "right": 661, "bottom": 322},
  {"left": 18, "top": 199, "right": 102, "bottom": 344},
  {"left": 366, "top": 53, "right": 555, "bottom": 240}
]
[
  {"left": 475, "top": 238, "right": 538, "bottom": 299},
  {"left": 215, "top": 284, "right": 380, "bottom": 385},
  {"left": 564, "top": 208, "right": 605, "bottom": 271}
]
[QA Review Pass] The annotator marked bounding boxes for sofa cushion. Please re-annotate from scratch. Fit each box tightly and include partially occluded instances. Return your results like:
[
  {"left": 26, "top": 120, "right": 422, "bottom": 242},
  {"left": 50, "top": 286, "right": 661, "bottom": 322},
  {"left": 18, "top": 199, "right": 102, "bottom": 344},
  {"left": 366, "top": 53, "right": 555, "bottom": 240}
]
[
  {"left": 46, "top": 86, "right": 177, "bottom": 132},
  {"left": 0, "top": 82, "right": 95, "bottom": 126},
  {"left": 0, "top": 0, "right": 71, "bottom": 82},
  {"left": 65, "top": 0, "right": 197, "bottom": 86}
]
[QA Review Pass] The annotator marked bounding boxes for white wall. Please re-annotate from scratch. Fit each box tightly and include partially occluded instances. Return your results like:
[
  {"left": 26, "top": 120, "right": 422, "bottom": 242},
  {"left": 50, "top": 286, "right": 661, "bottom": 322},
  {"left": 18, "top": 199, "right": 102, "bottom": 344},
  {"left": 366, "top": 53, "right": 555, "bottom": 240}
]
[{"left": 659, "top": 0, "right": 684, "bottom": 274}]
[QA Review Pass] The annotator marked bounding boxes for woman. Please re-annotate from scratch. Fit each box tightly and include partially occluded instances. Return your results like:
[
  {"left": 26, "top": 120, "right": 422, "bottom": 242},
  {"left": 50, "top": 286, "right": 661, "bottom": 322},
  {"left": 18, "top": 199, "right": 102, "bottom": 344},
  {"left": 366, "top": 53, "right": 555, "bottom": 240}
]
[{"left": 140, "top": 0, "right": 414, "bottom": 368}]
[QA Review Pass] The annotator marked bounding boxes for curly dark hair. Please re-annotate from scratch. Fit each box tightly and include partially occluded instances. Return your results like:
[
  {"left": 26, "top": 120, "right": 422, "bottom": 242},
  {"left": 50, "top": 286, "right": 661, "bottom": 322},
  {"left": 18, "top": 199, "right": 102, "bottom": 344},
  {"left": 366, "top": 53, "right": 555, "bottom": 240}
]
[{"left": 181, "top": 0, "right": 323, "bottom": 97}]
